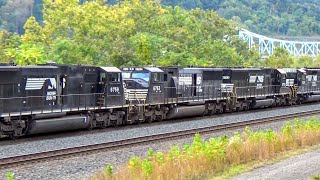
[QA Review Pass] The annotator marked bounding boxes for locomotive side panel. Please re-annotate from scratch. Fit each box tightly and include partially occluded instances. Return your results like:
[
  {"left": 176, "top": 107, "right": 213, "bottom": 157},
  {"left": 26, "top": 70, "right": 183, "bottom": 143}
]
[
  {"left": 20, "top": 66, "right": 60, "bottom": 112},
  {"left": 0, "top": 67, "right": 21, "bottom": 114}
]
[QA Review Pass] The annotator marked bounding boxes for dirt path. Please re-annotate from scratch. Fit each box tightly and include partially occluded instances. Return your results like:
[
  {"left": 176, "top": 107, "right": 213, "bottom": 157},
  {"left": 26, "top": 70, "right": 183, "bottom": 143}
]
[{"left": 232, "top": 148, "right": 320, "bottom": 180}]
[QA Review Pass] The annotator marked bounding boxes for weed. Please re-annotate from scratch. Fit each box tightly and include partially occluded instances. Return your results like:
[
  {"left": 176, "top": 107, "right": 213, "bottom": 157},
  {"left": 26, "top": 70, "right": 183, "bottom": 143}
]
[
  {"left": 105, "top": 164, "right": 113, "bottom": 177},
  {"left": 5, "top": 172, "right": 15, "bottom": 180},
  {"left": 312, "top": 175, "right": 320, "bottom": 180}
]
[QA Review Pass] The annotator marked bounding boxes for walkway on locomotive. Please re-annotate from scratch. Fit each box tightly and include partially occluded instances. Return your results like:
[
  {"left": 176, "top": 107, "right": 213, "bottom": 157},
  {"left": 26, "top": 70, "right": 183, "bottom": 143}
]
[{"left": 0, "top": 64, "right": 125, "bottom": 118}]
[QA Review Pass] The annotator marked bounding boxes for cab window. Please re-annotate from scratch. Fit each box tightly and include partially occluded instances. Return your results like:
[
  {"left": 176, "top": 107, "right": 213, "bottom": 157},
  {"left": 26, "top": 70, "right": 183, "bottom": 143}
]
[
  {"left": 100, "top": 73, "right": 106, "bottom": 82},
  {"left": 153, "top": 73, "right": 161, "bottom": 82},
  {"left": 109, "top": 73, "right": 121, "bottom": 82}
]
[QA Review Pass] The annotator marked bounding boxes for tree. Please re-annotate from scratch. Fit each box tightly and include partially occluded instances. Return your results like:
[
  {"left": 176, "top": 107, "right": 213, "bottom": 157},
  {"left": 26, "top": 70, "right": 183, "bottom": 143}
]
[
  {"left": 264, "top": 47, "right": 295, "bottom": 68},
  {"left": 294, "top": 55, "right": 313, "bottom": 67},
  {"left": 0, "top": 0, "right": 34, "bottom": 34},
  {"left": 0, "top": 30, "right": 21, "bottom": 63},
  {"left": 5, "top": 43, "right": 45, "bottom": 65},
  {"left": 5, "top": 0, "right": 261, "bottom": 67}
]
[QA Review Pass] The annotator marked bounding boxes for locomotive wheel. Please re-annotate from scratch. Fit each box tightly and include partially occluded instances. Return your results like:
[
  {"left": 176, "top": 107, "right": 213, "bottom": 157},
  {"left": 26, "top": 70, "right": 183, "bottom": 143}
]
[
  {"left": 8, "top": 133, "right": 19, "bottom": 140},
  {"left": 126, "top": 120, "right": 134, "bottom": 125},
  {"left": 111, "top": 121, "right": 118, "bottom": 127},
  {"left": 146, "top": 117, "right": 153, "bottom": 123},
  {"left": 99, "top": 122, "right": 107, "bottom": 129}
]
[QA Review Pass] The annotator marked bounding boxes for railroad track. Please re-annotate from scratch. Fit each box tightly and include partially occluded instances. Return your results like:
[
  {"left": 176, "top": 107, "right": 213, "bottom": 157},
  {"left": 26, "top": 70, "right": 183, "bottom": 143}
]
[{"left": 1, "top": 109, "right": 320, "bottom": 170}]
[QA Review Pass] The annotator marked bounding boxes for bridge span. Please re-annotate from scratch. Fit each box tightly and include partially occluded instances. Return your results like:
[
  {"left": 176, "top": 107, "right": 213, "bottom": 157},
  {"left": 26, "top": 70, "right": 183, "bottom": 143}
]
[{"left": 238, "top": 29, "right": 320, "bottom": 57}]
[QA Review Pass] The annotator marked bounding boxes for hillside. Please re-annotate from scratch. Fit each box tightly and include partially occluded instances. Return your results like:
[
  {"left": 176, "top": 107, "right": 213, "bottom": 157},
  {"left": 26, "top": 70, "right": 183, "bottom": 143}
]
[
  {"left": 162, "top": 0, "right": 320, "bottom": 36},
  {"left": 0, "top": 0, "right": 319, "bottom": 36}
]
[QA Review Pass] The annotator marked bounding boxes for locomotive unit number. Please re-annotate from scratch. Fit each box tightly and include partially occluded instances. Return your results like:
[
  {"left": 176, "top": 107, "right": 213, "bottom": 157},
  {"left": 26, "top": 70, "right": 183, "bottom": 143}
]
[
  {"left": 153, "top": 85, "right": 161, "bottom": 93},
  {"left": 256, "top": 83, "right": 263, "bottom": 89},
  {"left": 110, "top": 87, "right": 120, "bottom": 93},
  {"left": 46, "top": 91, "right": 57, "bottom": 101}
]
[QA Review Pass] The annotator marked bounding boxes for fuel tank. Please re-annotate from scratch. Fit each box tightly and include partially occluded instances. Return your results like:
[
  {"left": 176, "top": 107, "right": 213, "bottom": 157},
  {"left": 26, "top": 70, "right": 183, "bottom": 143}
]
[
  {"left": 27, "top": 115, "right": 90, "bottom": 135},
  {"left": 251, "top": 99, "right": 275, "bottom": 109},
  {"left": 304, "top": 95, "right": 320, "bottom": 102},
  {"left": 167, "top": 105, "right": 206, "bottom": 119},
  {"left": 32, "top": 112, "right": 67, "bottom": 120}
]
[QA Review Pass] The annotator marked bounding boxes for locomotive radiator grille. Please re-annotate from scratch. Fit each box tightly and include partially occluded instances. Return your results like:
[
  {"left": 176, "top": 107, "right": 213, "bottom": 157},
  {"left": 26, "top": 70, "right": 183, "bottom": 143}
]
[{"left": 125, "top": 89, "right": 148, "bottom": 101}]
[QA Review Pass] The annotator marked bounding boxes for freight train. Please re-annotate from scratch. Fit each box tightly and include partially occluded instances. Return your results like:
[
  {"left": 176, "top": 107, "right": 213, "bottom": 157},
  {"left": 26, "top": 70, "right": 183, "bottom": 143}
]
[{"left": 1, "top": 62, "right": 320, "bottom": 138}]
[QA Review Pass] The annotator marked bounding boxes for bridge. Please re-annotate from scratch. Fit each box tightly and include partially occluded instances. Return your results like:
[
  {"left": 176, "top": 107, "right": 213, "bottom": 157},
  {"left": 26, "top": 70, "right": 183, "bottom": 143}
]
[{"left": 238, "top": 29, "right": 320, "bottom": 57}]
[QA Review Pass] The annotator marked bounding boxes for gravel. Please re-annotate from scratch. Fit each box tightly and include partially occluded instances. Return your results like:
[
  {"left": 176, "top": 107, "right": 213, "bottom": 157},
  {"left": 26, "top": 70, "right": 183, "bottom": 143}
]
[
  {"left": 232, "top": 148, "right": 320, "bottom": 180},
  {"left": 0, "top": 104, "right": 320, "bottom": 179}
]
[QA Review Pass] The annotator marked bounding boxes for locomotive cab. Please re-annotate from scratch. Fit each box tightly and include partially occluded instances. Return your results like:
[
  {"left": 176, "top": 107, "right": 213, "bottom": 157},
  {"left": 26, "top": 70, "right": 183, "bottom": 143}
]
[
  {"left": 297, "top": 69, "right": 306, "bottom": 86},
  {"left": 273, "top": 68, "right": 299, "bottom": 95},
  {"left": 99, "top": 67, "right": 125, "bottom": 107},
  {"left": 304, "top": 68, "right": 320, "bottom": 94},
  {"left": 159, "top": 67, "right": 180, "bottom": 99},
  {"left": 283, "top": 68, "right": 298, "bottom": 86},
  {"left": 122, "top": 67, "right": 164, "bottom": 104}
]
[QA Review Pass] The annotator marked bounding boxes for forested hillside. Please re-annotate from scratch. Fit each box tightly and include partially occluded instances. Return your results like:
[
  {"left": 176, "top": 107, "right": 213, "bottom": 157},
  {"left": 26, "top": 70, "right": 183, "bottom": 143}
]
[
  {"left": 162, "top": 0, "right": 320, "bottom": 36},
  {"left": 0, "top": 0, "right": 319, "bottom": 36}
]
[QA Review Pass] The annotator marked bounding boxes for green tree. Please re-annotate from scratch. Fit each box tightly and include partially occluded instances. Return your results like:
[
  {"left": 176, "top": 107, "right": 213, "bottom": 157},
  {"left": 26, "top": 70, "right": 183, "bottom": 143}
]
[
  {"left": 265, "top": 47, "right": 295, "bottom": 68},
  {"left": 6, "top": 43, "right": 45, "bottom": 65},
  {"left": 294, "top": 55, "right": 313, "bottom": 67},
  {"left": 6, "top": 0, "right": 260, "bottom": 67},
  {"left": 0, "top": 30, "right": 21, "bottom": 63}
]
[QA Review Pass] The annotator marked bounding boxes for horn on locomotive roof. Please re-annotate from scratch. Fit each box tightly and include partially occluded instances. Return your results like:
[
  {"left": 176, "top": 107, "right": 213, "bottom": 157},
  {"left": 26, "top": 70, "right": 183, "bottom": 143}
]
[{"left": 45, "top": 61, "right": 57, "bottom": 65}]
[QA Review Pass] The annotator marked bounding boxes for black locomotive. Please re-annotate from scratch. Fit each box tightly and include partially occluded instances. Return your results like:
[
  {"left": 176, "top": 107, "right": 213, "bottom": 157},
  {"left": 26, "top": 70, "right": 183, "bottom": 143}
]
[{"left": 1, "top": 63, "right": 320, "bottom": 138}]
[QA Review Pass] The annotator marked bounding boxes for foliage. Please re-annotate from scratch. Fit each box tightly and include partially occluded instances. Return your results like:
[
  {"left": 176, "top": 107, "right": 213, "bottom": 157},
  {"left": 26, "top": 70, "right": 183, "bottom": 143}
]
[
  {"left": 0, "top": 0, "right": 34, "bottom": 34},
  {"left": 264, "top": 47, "right": 295, "bottom": 68},
  {"left": 5, "top": 43, "right": 45, "bottom": 65},
  {"left": 161, "top": 0, "right": 320, "bottom": 36},
  {"left": 294, "top": 55, "right": 314, "bottom": 68},
  {"left": 2, "top": 0, "right": 318, "bottom": 37},
  {"left": 105, "top": 164, "right": 113, "bottom": 177},
  {"left": 0, "top": 0, "right": 318, "bottom": 67},
  {"left": 264, "top": 48, "right": 320, "bottom": 68},
  {"left": 312, "top": 175, "right": 320, "bottom": 180},
  {"left": 92, "top": 117, "right": 320, "bottom": 179},
  {"left": 5, "top": 172, "right": 15, "bottom": 180},
  {"left": 0, "top": 30, "right": 21, "bottom": 63},
  {"left": 0, "top": 0, "right": 262, "bottom": 66}
]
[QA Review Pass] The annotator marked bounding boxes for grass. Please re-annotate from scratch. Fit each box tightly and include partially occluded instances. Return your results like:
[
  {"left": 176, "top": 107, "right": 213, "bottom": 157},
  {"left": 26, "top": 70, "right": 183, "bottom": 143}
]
[
  {"left": 92, "top": 117, "right": 320, "bottom": 180},
  {"left": 312, "top": 175, "right": 320, "bottom": 180}
]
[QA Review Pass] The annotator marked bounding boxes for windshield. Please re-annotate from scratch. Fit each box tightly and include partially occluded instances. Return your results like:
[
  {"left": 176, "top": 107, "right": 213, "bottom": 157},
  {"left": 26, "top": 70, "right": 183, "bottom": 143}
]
[
  {"left": 286, "top": 73, "right": 296, "bottom": 79},
  {"left": 132, "top": 72, "right": 150, "bottom": 82},
  {"left": 122, "top": 72, "right": 131, "bottom": 79}
]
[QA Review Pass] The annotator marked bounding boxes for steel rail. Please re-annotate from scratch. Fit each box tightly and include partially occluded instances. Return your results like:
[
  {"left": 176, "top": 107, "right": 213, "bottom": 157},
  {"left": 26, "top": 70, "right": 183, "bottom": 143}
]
[{"left": 1, "top": 109, "right": 320, "bottom": 170}]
